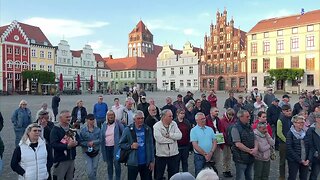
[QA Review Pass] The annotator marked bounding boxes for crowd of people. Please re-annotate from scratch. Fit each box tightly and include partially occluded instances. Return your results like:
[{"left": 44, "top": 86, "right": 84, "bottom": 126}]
[{"left": 3, "top": 88, "right": 320, "bottom": 180}]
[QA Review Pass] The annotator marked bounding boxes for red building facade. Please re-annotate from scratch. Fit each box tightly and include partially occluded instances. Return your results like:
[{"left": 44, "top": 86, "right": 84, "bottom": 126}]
[
  {"left": 0, "top": 21, "right": 30, "bottom": 92},
  {"left": 200, "top": 9, "right": 247, "bottom": 92}
]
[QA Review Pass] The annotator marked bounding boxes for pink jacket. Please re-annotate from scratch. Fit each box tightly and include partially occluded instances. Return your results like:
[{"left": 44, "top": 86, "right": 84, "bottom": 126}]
[{"left": 254, "top": 129, "right": 275, "bottom": 161}]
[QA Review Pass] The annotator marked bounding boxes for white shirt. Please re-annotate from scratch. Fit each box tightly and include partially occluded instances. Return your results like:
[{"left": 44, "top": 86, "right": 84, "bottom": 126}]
[{"left": 111, "top": 104, "right": 125, "bottom": 121}]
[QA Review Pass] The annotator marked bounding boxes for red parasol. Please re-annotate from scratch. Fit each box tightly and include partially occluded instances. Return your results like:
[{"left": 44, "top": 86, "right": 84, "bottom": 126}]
[
  {"left": 90, "top": 75, "right": 94, "bottom": 91},
  {"left": 76, "top": 74, "right": 81, "bottom": 91},
  {"left": 59, "top": 73, "right": 64, "bottom": 91}
]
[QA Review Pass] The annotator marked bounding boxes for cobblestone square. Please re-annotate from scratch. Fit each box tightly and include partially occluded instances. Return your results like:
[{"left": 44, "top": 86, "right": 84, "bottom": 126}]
[{"left": 0, "top": 91, "right": 300, "bottom": 179}]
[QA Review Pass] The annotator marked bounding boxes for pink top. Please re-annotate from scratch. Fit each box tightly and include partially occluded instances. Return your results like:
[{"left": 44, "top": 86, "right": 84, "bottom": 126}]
[{"left": 105, "top": 123, "right": 115, "bottom": 146}]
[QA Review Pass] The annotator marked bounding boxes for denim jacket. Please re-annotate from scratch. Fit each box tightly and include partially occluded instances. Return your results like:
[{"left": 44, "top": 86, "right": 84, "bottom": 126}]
[
  {"left": 79, "top": 125, "right": 101, "bottom": 152},
  {"left": 100, "top": 120, "right": 124, "bottom": 161},
  {"left": 119, "top": 124, "right": 154, "bottom": 166},
  {"left": 11, "top": 108, "right": 32, "bottom": 129}
]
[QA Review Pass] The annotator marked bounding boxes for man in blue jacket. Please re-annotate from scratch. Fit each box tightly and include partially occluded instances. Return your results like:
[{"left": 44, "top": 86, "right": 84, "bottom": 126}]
[
  {"left": 119, "top": 110, "right": 154, "bottom": 180},
  {"left": 93, "top": 95, "right": 108, "bottom": 128},
  {"left": 50, "top": 110, "right": 79, "bottom": 180}
]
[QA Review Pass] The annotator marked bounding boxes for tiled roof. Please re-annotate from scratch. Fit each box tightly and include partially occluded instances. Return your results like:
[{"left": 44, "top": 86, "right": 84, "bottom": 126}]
[
  {"left": 0, "top": 21, "right": 52, "bottom": 46},
  {"left": 130, "top": 20, "right": 152, "bottom": 35},
  {"left": 71, "top": 50, "right": 82, "bottom": 57},
  {"left": 249, "top": 9, "right": 320, "bottom": 34},
  {"left": 94, "top": 53, "right": 104, "bottom": 61},
  {"left": 104, "top": 56, "right": 157, "bottom": 71}
]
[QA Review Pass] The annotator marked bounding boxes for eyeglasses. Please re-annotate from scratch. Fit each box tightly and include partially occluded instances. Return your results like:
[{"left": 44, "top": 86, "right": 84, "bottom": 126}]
[
  {"left": 32, "top": 129, "right": 41, "bottom": 132},
  {"left": 88, "top": 119, "right": 95, "bottom": 121},
  {"left": 21, "top": 104, "right": 27, "bottom": 105},
  {"left": 294, "top": 121, "right": 305, "bottom": 124},
  {"left": 228, "top": 114, "right": 234, "bottom": 116}
]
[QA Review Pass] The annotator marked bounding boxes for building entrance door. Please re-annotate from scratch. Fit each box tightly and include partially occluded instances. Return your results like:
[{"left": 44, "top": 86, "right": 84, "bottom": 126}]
[
  {"left": 277, "top": 80, "right": 284, "bottom": 90},
  {"left": 218, "top": 77, "right": 225, "bottom": 91},
  {"left": 170, "top": 81, "right": 175, "bottom": 91}
]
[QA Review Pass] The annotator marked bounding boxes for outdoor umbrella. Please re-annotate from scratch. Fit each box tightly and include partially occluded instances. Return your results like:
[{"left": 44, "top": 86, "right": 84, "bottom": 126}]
[
  {"left": 59, "top": 73, "right": 64, "bottom": 91},
  {"left": 90, "top": 75, "right": 94, "bottom": 91},
  {"left": 76, "top": 74, "right": 81, "bottom": 91}
]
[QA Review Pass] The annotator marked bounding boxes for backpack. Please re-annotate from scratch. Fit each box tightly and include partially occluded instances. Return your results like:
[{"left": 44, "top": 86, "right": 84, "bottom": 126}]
[{"left": 116, "top": 126, "right": 137, "bottom": 164}]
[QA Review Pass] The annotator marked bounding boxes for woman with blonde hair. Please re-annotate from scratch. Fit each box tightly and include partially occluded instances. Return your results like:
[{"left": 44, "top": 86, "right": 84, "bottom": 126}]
[
  {"left": 11, "top": 100, "right": 32, "bottom": 146},
  {"left": 11, "top": 123, "right": 52, "bottom": 180}
]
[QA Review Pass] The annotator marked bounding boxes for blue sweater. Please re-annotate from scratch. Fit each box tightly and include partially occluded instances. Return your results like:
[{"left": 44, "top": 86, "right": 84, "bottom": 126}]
[{"left": 93, "top": 102, "right": 108, "bottom": 119}]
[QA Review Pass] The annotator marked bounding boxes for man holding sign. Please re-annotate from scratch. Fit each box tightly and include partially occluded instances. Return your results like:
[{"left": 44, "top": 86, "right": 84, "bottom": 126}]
[{"left": 206, "top": 107, "right": 224, "bottom": 166}]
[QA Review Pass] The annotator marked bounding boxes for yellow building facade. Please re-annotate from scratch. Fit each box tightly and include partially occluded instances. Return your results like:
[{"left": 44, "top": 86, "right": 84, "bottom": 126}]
[
  {"left": 30, "top": 44, "right": 55, "bottom": 72},
  {"left": 247, "top": 10, "right": 320, "bottom": 93}
]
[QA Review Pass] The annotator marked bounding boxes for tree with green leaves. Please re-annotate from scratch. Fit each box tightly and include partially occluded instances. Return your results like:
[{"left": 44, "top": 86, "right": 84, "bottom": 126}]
[
  {"left": 22, "top": 70, "right": 56, "bottom": 94},
  {"left": 266, "top": 68, "right": 304, "bottom": 92}
]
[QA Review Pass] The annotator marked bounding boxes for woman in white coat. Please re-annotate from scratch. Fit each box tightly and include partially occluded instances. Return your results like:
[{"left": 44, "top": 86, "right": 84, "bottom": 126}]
[{"left": 11, "top": 123, "right": 53, "bottom": 180}]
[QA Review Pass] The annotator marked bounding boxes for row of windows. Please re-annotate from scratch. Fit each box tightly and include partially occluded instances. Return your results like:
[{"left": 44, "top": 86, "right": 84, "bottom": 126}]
[
  {"left": 162, "top": 66, "right": 194, "bottom": 76},
  {"left": 6, "top": 60, "right": 28, "bottom": 69},
  {"left": 30, "top": 64, "right": 53, "bottom": 72},
  {"left": 251, "top": 25, "right": 314, "bottom": 40},
  {"left": 31, "top": 49, "right": 53, "bottom": 59},
  {"left": 110, "top": 71, "right": 152, "bottom": 79},
  {"left": 7, "top": 47, "right": 28, "bottom": 56},
  {"left": 251, "top": 36, "right": 315, "bottom": 55},
  {"left": 5, "top": 73, "right": 21, "bottom": 80},
  {"left": 204, "top": 63, "right": 240, "bottom": 74},
  {"left": 202, "top": 77, "right": 246, "bottom": 88},
  {"left": 56, "top": 68, "right": 95, "bottom": 77},
  {"left": 162, "top": 79, "right": 198, "bottom": 87},
  {"left": 98, "top": 71, "right": 109, "bottom": 78},
  {"left": 208, "top": 43, "right": 238, "bottom": 51},
  {"left": 251, "top": 56, "right": 315, "bottom": 73},
  {"left": 207, "top": 51, "right": 238, "bottom": 60},
  {"left": 251, "top": 74, "right": 314, "bottom": 87}
]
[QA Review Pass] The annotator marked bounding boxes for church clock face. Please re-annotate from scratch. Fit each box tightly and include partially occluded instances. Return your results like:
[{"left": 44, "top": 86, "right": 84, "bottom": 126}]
[{"left": 14, "top": 35, "right": 19, "bottom": 41}]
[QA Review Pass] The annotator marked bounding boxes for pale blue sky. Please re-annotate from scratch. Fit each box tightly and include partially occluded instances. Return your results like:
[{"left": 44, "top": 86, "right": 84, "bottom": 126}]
[{"left": 0, "top": 0, "right": 318, "bottom": 57}]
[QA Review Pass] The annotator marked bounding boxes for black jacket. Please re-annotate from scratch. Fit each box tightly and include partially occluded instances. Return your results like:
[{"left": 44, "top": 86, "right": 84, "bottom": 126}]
[
  {"left": 201, "top": 100, "right": 211, "bottom": 116},
  {"left": 71, "top": 106, "right": 88, "bottom": 124},
  {"left": 267, "top": 104, "right": 281, "bottom": 126},
  {"left": 286, "top": 130, "right": 310, "bottom": 163},
  {"left": 50, "top": 125, "right": 79, "bottom": 163},
  {"left": 224, "top": 97, "right": 238, "bottom": 109},
  {"left": 137, "top": 102, "right": 150, "bottom": 118},
  {"left": 162, "top": 104, "right": 177, "bottom": 119},
  {"left": 51, "top": 96, "right": 60, "bottom": 109},
  {"left": 292, "top": 102, "right": 303, "bottom": 116},
  {"left": 306, "top": 127, "right": 320, "bottom": 163}
]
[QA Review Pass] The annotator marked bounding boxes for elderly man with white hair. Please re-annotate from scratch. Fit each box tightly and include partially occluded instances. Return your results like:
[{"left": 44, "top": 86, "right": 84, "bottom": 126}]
[
  {"left": 11, "top": 100, "right": 32, "bottom": 146},
  {"left": 36, "top": 103, "right": 55, "bottom": 122}
]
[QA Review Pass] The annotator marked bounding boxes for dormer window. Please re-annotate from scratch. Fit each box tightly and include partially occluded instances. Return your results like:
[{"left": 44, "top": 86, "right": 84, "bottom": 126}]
[
  {"left": 31, "top": 39, "right": 36, "bottom": 44},
  {"left": 44, "top": 41, "right": 48, "bottom": 46}
]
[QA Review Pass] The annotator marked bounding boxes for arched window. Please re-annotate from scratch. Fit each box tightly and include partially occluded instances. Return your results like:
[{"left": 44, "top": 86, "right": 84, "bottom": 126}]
[
  {"left": 15, "top": 61, "right": 21, "bottom": 69},
  {"left": 7, "top": 60, "right": 13, "bottom": 68}
]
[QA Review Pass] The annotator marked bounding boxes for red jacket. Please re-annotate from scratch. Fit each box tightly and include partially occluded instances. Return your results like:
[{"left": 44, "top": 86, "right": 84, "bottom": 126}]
[
  {"left": 252, "top": 119, "right": 273, "bottom": 137},
  {"left": 219, "top": 113, "right": 237, "bottom": 148},
  {"left": 208, "top": 95, "right": 217, "bottom": 107}
]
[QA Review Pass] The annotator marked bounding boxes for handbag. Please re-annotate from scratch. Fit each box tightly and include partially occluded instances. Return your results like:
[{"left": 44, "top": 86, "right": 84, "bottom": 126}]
[
  {"left": 85, "top": 149, "right": 99, "bottom": 157},
  {"left": 270, "top": 146, "right": 276, "bottom": 160},
  {"left": 116, "top": 127, "right": 137, "bottom": 163}
]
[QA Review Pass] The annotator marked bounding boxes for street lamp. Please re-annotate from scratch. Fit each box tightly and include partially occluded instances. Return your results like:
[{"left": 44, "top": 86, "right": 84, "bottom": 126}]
[
  {"left": 296, "top": 76, "right": 303, "bottom": 94},
  {"left": 31, "top": 77, "right": 38, "bottom": 94}
]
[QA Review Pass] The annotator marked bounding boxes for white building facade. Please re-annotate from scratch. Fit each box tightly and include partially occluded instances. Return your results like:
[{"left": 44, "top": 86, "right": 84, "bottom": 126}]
[
  {"left": 55, "top": 40, "right": 101, "bottom": 91},
  {"left": 157, "top": 42, "right": 200, "bottom": 92}
]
